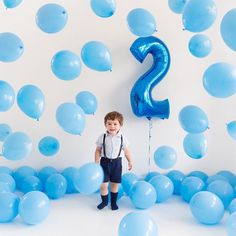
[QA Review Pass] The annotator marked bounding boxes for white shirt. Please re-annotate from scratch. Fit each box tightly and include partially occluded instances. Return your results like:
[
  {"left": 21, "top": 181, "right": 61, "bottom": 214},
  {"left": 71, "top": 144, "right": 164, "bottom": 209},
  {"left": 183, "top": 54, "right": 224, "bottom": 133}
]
[{"left": 96, "top": 132, "right": 129, "bottom": 159}]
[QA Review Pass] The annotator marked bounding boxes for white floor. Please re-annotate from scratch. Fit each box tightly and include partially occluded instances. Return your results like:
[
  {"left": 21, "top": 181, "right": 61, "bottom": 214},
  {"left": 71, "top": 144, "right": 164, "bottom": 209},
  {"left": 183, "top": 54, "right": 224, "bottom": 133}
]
[{"left": 1, "top": 193, "right": 228, "bottom": 236}]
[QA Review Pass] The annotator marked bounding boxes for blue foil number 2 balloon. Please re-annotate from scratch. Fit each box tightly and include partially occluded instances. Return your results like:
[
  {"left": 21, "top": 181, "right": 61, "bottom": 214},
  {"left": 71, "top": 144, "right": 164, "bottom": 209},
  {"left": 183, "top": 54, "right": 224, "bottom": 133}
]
[{"left": 130, "top": 36, "right": 170, "bottom": 119}]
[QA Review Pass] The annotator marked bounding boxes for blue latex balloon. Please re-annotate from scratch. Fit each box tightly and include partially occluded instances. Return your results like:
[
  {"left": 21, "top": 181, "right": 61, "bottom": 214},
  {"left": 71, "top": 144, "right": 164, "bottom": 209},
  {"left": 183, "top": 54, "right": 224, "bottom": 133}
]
[
  {"left": 228, "top": 199, "right": 236, "bottom": 214},
  {"left": 17, "top": 84, "right": 45, "bottom": 120},
  {"left": 119, "top": 211, "right": 158, "bottom": 236},
  {"left": 0, "top": 124, "right": 12, "bottom": 141},
  {"left": 21, "top": 176, "right": 43, "bottom": 194},
  {"left": 37, "top": 166, "right": 57, "bottom": 185},
  {"left": 180, "top": 176, "right": 205, "bottom": 203},
  {"left": 182, "top": 0, "right": 217, "bottom": 32},
  {"left": 74, "top": 163, "right": 104, "bottom": 194},
  {"left": 129, "top": 181, "right": 157, "bottom": 209},
  {"left": 121, "top": 172, "right": 139, "bottom": 196},
  {"left": 38, "top": 136, "right": 60, "bottom": 156},
  {"left": 36, "top": 3, "right": 68, "bottom": 33},
  {"left": 149, "top": 175, "right": 174, "bottom": 203},
  {"left": 3, "top": 0, "right": 23, "bottom": 8},
  {"left": 203, "top": 62, "right": 236, "bottom": 98},
  {"left": 51, "top": 50, "right": 81, "bottom": 81},
  {"left": 226, "top": 212, "right": 236, "bottom": 236},
  {"left": 127, "top": 8, "right": 157, "bottom": 37},
  {"left": 2, "top": 132, "right": 32, "bottom": 161},
  {"left": 187, "top": 171, "right": 208, "bottom": 183},
  {"left": 0, "top": 166, "right": 12, "bottom": 175},
  {"left": 183, "top": 133, "right": 207, "bottom": 159},
  {"left": 56, "top": 103, "right": 86, "bottom": 135},
  {"left": 45, "top": 173, "right": 67, "bottom": 199},
  {"left": 19, "top": 191, "right": 50, "bottom": 225},
  {"left": 206, "top": 174, "right": 229, "bottom": 186},
  {"left": 179, "top": 105, "right": 209, "bottom": 133},
  {"left": 207, "top": 180, "right": 234, "bottom": 209},
  {"left": 216, "top": 170, "right": 236, "bottom": 187},
  {"left": 13, "top": 166, "right": 36, "bottom": 190},
  {"left": 168, "top": 0, "right": 188, "bottom": 14},
  {"left": 0, "top": 32, "right": 24, "bottom": 62},
  {"left": 188, "top": 34, "right": 212, "bottom": 58},
  {"left": 0, "top": 192, "right": 19, "bottom": 223},
  {"left": 61, "top": 167, "right": 79, "bottom": 194},
  {"left": 154, "top": 145, "right": 177, "bottom": 169},
  {"left": 75, "top": 91, "right": 98, "bottom": 115},
  {"left": 144, "top": 171, "right": 160, "bottom": 182},
  {"left": 227, "top": 121, "right": 236, "bottom": 140},
  {"left": 0, "top": 182, "right": 11, "bottom": 193},
  {"left": 0, "top": 80, "right": 15, "bottom": 112},
  {"left": 190, "top": 191, "right": 224, "bottom": 225},
  {"left": 130, "top": 36, "right": 170, "bottom": 119},
  {"left": 166, "top": 170, "right": 185, "bottom": 195},
  {"left": 90, "top": 0, "right": 116, "bottom": 18},
  {"left": 0, "top": 173, "right": 16, "bottom": 192},
  {"left": 81, "top": 41, "right": 112, "bottom": 71},
  {"left": 220, "top": 9, "right": 236, "bottom": 51}
]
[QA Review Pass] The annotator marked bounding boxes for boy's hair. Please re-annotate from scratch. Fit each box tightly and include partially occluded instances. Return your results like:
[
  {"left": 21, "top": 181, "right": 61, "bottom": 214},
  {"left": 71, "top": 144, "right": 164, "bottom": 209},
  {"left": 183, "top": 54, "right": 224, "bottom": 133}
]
[{"left": 104, "top": 111, "right": 124, "bottom": 126}]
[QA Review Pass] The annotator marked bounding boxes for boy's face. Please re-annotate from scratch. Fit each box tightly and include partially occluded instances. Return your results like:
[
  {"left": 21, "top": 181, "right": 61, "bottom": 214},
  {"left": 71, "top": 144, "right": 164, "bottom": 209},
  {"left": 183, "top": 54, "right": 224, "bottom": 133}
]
[{"left": 105, "top": 119, "right": 121, "bottom": 135}]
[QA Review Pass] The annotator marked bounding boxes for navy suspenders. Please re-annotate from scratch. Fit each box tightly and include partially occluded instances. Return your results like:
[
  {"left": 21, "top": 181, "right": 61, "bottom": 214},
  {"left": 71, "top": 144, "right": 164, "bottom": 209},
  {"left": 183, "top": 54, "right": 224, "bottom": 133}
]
[{"left": 102, "top": 133, "right": 123, "bottom": 158}]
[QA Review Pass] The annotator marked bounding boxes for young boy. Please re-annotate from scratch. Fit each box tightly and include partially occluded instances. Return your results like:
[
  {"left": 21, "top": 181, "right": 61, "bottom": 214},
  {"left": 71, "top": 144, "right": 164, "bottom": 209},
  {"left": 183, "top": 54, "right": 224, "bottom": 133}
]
[{"left": 95, "top": 111, "right": 132, "bottom": 210}]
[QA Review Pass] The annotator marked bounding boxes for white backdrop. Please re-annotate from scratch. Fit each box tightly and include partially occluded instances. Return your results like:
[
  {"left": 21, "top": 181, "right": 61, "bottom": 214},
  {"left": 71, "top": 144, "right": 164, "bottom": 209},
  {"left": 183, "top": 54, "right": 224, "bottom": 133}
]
[{"left": 1, "top": 0, "right": 236, "bottom": 177}]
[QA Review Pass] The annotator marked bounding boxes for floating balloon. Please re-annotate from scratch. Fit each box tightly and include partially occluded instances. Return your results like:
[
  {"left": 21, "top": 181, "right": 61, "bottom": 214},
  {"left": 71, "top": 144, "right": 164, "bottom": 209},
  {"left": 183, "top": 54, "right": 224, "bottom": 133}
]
[
  {"left": 81, "top": 41, "right": 112, "bottom": 71},
  {"left": 90, "top": 0, "right": 116, "bottom": 18},
  {"left": 130, "top": 36, "right": 170, "bottom": 119},
  {"left": 182, "top": 0, "right": 217, "bottom": 32},
  {"left": 220, "top": 9, "right": 236, "bottom": 51},
  {"left": 168, "top": 0, "right": 188, "bottom": 14},
  {"left": 44, "top": 173, "right": 67, "bottom": 199},
  {"left": 227, "top": 121, "right": 236, "bottom": 140},
  {"left": 0, "top": 124, "right": 12, "bottom": 141},
  {"left": 75, "top": 91, "right": 97, "bottom": 115},
  {"left": 74, "top": 163, "right": 104, "bottom": 194},
  {"left": 17, "top": 84, "right": 45, "bottom": 120},
  {"left": 129, "top": 181, "right": 156, "bottom": 209},
  {"left": 179, "top": 105, "right": 209, "bottom": 133},
  {"left": 203, "top": 62, "right": 236, "bottom": 98},
  {"left": 118, "top": 212, "right": 158, "bottom": 236},
  {"left": 183, "top": 133, "right": 207, "bottom": 159},
  {"left": 154, "top": 145, "right": 177, "bottom": 169},
  {"left": 38, "top": 136, "right": 60, "bottom": 156},
  {"left": 2, "top": 132, "right": 32, "bottom": 161},
  {"left": 19, "top": 191, "right": 50, "bottom": 225},
  {"left": 190, "top": 191, "right": 224, "bottom": 225},
  {"left": 0, "top": 32, "right": 24, "bottom": 62},
  {"left": 51, "top": 50, "right": 81, "bottom": 81},
  {"left": 188, "top": 34, "right": 212, "bottom": 58},
  {"left": 35, "top": 3, "right": 68, "bottom": 33},
  {"left": 56, "top": 103, "right": 86, "bottom": 135},
  {"left": 0, "top": 80, "right": 15, "bottom": 112},
  {"left": 0, "top": 192, "right": 19, "bottom": 223},
  {"left": 127, "top": 8, "right": 157, "bottom": 37},
  {"left": 3, "top": 0, "right": 23, "bottom": 8}
]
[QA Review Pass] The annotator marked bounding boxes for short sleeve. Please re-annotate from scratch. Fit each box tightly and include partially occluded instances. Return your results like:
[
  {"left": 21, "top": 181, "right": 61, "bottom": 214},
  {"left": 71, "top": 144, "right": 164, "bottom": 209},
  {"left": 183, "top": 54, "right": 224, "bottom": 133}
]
[
  {"left": 122, "top": 135, "right": 129, "bottom": 149},
  {"left": 96, "top": 134, "right": 104, "bottom": 148}
]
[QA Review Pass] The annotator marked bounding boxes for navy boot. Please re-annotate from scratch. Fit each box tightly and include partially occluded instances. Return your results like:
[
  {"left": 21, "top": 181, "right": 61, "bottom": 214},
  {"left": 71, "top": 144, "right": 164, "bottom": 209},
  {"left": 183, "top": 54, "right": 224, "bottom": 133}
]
[
  {"left": 97, "top": 194, "right": 108, "bottom": 210},
  {"left": 110, "top": 192, "right": 118, "bottom": 210}
]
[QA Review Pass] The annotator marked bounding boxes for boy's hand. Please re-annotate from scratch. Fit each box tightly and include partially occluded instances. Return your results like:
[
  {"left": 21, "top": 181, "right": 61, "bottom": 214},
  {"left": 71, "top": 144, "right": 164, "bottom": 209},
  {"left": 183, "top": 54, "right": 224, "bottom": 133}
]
[{"left": 128, "top": 161, "right": 132, "bottom": 170}]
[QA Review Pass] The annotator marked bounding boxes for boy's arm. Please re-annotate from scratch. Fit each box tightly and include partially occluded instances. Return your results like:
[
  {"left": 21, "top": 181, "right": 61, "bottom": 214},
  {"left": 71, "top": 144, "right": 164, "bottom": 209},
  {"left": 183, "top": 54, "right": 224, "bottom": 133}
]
[
  {"left": 124, "top": 148, "right": 132, "bottom": 170},
  {"left": 95, "top": 146, "right": 102, "bottom": 164}
]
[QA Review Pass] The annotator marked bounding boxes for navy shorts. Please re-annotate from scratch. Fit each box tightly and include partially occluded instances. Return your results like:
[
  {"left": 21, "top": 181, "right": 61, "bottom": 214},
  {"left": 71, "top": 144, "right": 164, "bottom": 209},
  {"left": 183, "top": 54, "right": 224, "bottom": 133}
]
[{"left": 100, "top": 157, "right": 122, "bottom": 183}]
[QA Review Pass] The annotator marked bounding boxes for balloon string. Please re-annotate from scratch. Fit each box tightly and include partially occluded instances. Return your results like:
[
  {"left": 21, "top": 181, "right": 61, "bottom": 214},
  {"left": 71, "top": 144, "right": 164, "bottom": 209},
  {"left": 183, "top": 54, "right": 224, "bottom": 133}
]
[{"left": 148, "top": 118, "right": 153, "bottom": 173}]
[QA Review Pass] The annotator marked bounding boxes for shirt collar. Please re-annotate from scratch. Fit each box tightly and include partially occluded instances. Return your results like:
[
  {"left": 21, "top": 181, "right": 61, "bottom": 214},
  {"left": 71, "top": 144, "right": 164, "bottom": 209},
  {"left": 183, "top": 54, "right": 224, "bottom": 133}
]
[{"left": 106, "top": 130, "right": 122, "bottom": 137}]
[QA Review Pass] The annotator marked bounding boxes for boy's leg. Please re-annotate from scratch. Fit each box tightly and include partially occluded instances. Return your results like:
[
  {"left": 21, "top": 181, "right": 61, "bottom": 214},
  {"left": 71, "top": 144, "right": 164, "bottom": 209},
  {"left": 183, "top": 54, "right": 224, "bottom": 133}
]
[
  {"left": 97, "top": 182, "right": 109, "bottom": 210},
  {"left": 110, "top": 182, "right": 119, "bottom": 210}
]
